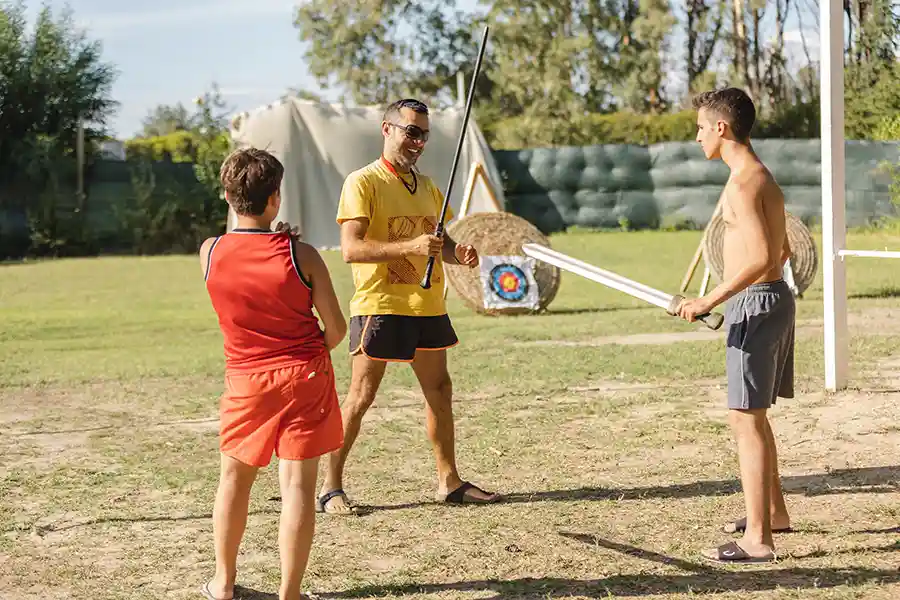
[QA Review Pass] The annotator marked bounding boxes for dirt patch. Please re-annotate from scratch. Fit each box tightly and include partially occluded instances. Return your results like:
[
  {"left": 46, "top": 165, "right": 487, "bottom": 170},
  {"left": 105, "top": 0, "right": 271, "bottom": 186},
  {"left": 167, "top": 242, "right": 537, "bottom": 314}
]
[
  {"left": 2, "top": 359, "right": 899, "bottom": 600},
  {"left": 0, "top": 376, "right": 221, "bottom": 425}
]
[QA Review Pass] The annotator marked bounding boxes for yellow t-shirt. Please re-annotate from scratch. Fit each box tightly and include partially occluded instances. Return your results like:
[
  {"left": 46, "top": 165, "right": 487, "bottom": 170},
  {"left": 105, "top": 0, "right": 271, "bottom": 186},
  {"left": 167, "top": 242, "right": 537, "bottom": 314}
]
[{"left": 336, "top": 159, "right": 455, "bottom": 318}]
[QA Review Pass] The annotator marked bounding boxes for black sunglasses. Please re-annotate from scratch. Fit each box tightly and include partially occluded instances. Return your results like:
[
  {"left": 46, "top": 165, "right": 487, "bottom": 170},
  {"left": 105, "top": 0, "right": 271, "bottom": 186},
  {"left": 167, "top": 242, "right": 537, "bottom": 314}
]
[{"left": 387, "top": 122, "right": 429, "bottom": 143}]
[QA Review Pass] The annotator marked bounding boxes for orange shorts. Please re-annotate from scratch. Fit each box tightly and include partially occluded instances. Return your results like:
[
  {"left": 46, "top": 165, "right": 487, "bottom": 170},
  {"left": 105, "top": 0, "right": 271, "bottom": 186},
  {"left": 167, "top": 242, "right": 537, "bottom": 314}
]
[{"left": 219, "top": 352, "right": 343, "bottom": 467}]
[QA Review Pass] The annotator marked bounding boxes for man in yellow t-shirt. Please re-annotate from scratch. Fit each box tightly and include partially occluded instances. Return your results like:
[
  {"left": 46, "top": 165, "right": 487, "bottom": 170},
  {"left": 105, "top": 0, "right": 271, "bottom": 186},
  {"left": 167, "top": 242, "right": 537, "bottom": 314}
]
[{"left": 317, "top": 98, "right": 501, "bottom": 514}]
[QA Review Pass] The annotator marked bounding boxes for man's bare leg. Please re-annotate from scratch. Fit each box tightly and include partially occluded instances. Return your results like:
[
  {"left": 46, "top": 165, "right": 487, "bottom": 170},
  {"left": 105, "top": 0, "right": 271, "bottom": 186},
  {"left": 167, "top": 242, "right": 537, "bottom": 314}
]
[
  {"left": 764, "top": 417, "right": 791, "bottom": 528},
  {"left": 723, "top": 416, "right": 791, "bottom": 533},
  {"left": 411, "top": 349, "right": 498, "bottom": 503},
  {"left": 278, "top": 457, "right": 319, "bottom": 600},
  {"left": 208, "top": 454, "right": 259, "bottom": 599},
  {"left": 706, "top": 408, "right": 776, "bottom": 559},
  {"left": 318, "top": 354, "right": 386, "bottom": 514}
]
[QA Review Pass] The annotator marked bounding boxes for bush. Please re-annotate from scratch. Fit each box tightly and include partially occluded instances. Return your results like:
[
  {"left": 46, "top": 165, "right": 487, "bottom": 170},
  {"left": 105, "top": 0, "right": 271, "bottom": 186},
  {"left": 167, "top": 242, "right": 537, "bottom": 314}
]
[
  {"left": 485, "top": 106, "right": 824, "bottom": 149},
  {"left": 873, "top": 114, "right": 900, "bottom": 141},
  {"left": 124, "top": 131, "right": 231, "bottom": 163},
  {"left": 872, "top": 114, "right": 900, "bottom": 217},
  {"left": 487, "top": 110, "right": 697, "bottom": 149}
]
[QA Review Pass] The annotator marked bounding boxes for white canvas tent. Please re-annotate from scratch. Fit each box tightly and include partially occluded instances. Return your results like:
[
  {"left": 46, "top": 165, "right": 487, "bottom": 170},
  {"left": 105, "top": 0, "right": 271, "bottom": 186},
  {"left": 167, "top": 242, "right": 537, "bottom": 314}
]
[{"left": 226, "top": 97, "right": 505, "bottom": 249}]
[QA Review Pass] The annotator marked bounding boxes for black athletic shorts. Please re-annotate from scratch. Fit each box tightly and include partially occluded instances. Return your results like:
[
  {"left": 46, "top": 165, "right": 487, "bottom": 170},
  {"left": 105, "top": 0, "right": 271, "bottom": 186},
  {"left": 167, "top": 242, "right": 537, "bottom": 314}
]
[{"left": 348, "top": 314, "right": 459, "bottom": 361}]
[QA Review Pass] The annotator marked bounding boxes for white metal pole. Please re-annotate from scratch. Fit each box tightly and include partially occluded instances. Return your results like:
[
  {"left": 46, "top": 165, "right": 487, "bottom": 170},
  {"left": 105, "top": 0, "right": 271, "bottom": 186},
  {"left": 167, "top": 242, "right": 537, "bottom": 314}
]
[
  {"left": 821, "top": 0, "right": 848, "bottom": 392},
  {"left": 838, "top": 249, "right": 900, "bottom": 259}
]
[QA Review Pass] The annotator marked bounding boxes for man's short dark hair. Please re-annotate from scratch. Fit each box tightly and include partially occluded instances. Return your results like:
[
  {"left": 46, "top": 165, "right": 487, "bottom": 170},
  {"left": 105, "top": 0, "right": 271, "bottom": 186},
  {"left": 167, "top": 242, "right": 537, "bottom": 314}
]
[
  {"left": 219, "top": 147, "right": 284, "bottom": 216},
  {"left": 692, "top": 87, "right": 756, "bottom": 142},
  {"left": 383, "top": 98, "right": 429, "bottom": 123}
]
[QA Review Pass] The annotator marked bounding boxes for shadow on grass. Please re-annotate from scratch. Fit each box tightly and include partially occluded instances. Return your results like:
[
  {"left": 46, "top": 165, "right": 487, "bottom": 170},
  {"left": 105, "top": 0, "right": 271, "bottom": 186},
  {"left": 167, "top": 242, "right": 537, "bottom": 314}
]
[
  {"left": 856, "top": 525, "right": 900, "bottom": 535},
  {"left": 348, "top": 465, "right": 899, "bottom": 514},
  {"left": 232, "top": 586, "right": 278, "bottom": 600},
  {"left": 324, "top": 558, "right": 900, "bottom": 599},
  {"left": 502, "top": 465, "right": 900, "bottom": 503},
  {"left": 47, "top": 467, "right": 895, "bottom": 532},
  {"left": 321, "top": 533, "right": 900, "bottom": 598},
  {"left": 850, "top": 286, "right": 900, "bottom": 299},
  {"left": 27, "top": 509, "right": 281, "bottom": 536}
]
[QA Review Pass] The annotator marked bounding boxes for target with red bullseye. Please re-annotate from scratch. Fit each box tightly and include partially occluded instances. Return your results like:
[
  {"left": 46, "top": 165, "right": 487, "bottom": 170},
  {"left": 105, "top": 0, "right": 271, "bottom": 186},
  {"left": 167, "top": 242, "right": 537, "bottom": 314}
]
[{"left": 489, "top": 264, "right": 529, "bottom": 302}]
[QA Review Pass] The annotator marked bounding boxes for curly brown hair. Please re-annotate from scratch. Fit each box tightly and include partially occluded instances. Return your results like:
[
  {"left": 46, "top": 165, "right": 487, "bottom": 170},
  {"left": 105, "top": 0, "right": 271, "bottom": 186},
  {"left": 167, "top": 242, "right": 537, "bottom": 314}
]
[
  {"left": 219, "top": 147, "right": 284, "bottom": 216},
  {"left": 692, "top": 87, "right": 756, "bottom": 142}
]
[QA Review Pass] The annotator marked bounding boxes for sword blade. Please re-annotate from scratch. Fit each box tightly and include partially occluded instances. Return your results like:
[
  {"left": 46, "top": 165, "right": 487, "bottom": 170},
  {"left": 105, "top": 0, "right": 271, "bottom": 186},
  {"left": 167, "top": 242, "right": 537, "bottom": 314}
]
[{"left": 522, "top": 243, "right": 671, "bottom": 310}]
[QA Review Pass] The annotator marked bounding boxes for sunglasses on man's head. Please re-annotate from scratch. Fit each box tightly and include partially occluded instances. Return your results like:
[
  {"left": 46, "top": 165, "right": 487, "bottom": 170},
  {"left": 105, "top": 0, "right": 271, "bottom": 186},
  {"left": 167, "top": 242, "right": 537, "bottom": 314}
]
[{"left": 387, "top": 122, "right": 429, "bottom": 143}]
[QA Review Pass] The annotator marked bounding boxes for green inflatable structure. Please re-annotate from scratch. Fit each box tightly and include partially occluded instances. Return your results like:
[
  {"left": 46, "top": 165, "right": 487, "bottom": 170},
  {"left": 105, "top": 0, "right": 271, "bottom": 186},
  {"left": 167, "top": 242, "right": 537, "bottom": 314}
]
[{"left": 494, "top": 139, "right": 900, "bottom": 234}]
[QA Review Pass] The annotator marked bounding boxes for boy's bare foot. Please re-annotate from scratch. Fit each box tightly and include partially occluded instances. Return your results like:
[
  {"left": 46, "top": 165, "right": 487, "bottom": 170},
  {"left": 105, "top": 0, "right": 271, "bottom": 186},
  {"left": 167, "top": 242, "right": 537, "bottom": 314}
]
[
  {"left": 723, "top": 515, "right": 792, "bottom": 534},
  {"left": 201, "top": 580, "right": 233, "bottom": 600}
]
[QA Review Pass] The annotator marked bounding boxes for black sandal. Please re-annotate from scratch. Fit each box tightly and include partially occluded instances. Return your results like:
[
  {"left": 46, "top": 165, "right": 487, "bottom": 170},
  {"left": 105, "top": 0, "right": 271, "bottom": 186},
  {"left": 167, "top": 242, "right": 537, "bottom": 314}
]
[
  {"left": 703, "top": 540, "right": 777, "bottom": 563},
  {"left": 316, "top": 489, "right": 357, "bottom": 514},
  {"left": 440, "top": 481, "right": 500, "bottom": 505}
]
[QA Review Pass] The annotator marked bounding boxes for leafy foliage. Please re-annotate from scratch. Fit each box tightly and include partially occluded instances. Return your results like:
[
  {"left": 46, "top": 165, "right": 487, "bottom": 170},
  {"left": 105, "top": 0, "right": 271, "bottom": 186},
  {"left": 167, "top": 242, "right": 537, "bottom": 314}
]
[
  {"left": 0, "top": 0, "right": 117, "bottom": 256},
  {"left": 872, "top": 113, "right": 900, "bottom": 218},
  {"left": 0, "top": 1, "right": 117, "bottom": 180},
  {"left": 293, "top": 0, "right": 480, "bottom": 106}
]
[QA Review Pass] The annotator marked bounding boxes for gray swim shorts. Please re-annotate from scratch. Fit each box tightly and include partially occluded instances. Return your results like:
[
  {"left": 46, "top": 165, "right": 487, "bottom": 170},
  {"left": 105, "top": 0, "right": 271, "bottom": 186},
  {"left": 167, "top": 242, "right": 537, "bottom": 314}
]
[{"left": 724, "top": 279, "right": 796, "bottom": 410}]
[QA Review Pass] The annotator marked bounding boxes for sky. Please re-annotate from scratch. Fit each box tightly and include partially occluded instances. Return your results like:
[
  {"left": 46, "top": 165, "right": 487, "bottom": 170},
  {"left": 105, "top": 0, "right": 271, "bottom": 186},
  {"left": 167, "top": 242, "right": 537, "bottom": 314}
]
[
  {"left": 20, "top": 0, "right": 818, "bottom": 140},
  {"left": 22, "top": 0, "right": 337, "bottom": 138}
]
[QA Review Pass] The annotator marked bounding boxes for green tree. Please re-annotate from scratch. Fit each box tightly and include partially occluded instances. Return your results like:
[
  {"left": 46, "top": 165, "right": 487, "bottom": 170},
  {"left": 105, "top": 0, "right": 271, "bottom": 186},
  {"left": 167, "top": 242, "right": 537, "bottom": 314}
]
[
  {"left": 613, "top": 0, "right": 676, "bottom": 112},
  {"left": 844, "top": 0, "right": 900, "bottom": 139},
  {"left": 682, "top": 0, "right": 725, "bottom": 93},
  {"left": 139, "top": 103, "right": 194, "bottom": 137},
  {"left": 0, "top": 1, "right": 117, "bottom": 178},
  {"left": 292, "top": 0, "right": 479, "bottom": 106},
  {"left": 484, "top": 0, "right": 591, "bottom": 118},
  {"left": 0, "top": 0, "right": 117, "bottom": 255},
  {"left": 191, "top": 83, "right": 233, "bottom": 224}
]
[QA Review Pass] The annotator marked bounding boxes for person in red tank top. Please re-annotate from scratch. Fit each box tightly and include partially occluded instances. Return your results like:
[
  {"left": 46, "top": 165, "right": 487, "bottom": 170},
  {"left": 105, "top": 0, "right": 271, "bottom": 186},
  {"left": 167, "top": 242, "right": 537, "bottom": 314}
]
[{"left": 198, "top": 147, "right": 347, "bottom": 600}]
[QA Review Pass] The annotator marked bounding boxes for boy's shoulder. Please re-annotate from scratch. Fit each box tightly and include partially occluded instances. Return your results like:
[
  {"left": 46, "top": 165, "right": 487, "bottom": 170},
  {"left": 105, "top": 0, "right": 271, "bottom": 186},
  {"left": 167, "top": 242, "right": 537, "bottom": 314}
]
[
  {"left": 290, "top": 236, "right": 326, "bottom": 266},
  {"left": 199, "top": 236, "right": 218, "bottom": 255},
  {"left": 199, "top": 235, "right": 221, "bottom": 279},
  {"left": 291, "top": 236, "right": 319, "bottom": 257},
  {"left": 290, "top": 236, "right": 329, "bottom": 282}
]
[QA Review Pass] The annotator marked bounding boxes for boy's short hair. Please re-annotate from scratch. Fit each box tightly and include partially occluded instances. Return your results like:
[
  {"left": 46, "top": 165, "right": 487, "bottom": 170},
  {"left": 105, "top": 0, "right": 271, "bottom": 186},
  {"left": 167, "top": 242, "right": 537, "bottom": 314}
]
[
  {"left": 383, "top": 98, "right": 429, "bottom": 122},
  {"left": 219, "top": 147, "right": 284, "bottom": 216},
  {"left": 692, "top": 87, "right": 756, "bottom": 142}
]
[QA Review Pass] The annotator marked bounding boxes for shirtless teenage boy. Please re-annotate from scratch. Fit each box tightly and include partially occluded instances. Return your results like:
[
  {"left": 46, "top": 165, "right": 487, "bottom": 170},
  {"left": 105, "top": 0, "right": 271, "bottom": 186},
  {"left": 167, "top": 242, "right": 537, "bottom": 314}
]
[{"left": 676, "top": 88, "right": 795, "bottom": 563}]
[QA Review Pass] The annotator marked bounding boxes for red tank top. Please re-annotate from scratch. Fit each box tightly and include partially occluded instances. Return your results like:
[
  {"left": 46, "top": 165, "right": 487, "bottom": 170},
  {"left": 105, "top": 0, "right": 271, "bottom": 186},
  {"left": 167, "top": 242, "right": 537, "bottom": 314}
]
[{"left": 205, "top": 228, "right": 326, "bottom": 372}]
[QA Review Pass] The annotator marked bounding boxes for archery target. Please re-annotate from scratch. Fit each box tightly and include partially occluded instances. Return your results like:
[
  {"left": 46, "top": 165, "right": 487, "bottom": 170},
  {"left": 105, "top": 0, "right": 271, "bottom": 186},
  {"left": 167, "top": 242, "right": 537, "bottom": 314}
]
[{"left": 480, "top": 255, "right": 540, "bottom": 311}]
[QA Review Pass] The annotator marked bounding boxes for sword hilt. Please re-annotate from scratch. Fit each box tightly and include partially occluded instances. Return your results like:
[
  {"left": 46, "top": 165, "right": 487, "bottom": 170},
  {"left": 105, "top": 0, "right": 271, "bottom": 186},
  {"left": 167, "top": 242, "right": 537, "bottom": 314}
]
[{"left": 667, "top": 294, "right": 724, "bottom": 331}]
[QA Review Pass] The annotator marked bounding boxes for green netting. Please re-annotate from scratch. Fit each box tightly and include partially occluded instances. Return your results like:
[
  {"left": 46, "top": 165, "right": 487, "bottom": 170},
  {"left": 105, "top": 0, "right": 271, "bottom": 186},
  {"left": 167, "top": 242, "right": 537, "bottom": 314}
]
[
  {"left": 0, "top": 159, "right": 210, "bottom": 258},
  {"left": 4, "top": 140, "right": 898, "bottom": 257},
  {"left": 0, "top": 207, "right": 29, "bottom": 257}
]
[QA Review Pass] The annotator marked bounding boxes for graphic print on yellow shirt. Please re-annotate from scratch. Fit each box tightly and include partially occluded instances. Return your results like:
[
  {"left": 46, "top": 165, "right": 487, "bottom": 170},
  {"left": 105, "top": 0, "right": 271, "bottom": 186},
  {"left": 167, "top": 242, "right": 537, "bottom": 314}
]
[
  {"left": 387, "top": 215, "right": 438, "bottom": 284},
  {"left": 336, "top": 159, "right": 454, "bottom": 318}
]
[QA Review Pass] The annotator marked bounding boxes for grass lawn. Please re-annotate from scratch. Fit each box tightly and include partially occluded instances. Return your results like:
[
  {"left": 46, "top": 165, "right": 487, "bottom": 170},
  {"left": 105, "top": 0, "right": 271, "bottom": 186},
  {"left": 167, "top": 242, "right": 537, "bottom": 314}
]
[{"left": 1, "top": 228, "right": 898, "bottom": 599}]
